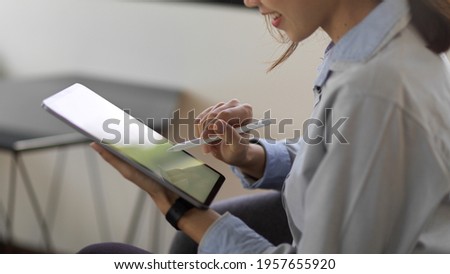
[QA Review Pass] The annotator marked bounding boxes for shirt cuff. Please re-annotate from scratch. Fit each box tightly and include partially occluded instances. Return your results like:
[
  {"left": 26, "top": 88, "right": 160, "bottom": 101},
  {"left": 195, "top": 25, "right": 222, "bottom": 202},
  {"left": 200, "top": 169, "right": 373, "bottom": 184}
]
[
  {"left": 198, "top": 212, "right": 274, "bottom": 254},
  {"left": 231, "top": 139, "right": 292, "bottom": 190}
]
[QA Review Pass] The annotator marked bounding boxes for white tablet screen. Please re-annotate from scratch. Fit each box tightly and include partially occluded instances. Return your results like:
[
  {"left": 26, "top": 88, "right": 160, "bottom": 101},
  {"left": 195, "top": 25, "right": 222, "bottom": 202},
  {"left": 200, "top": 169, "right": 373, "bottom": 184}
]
[{"left": 43, "top": 84, "right": 224, "bottom": 206}]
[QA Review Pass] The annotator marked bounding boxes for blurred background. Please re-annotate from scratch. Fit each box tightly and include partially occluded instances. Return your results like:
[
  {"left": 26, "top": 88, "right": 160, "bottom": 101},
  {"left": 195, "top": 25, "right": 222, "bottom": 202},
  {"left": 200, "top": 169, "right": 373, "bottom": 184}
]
[{"left": 0, "top": 0, "right": 331, "bottom": 253}]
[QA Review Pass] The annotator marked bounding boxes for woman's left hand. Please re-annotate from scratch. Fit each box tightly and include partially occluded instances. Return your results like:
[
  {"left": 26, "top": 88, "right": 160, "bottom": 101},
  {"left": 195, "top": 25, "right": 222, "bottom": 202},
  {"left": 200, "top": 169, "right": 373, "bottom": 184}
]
[
  {"left": 91, "top": 142, "right": 221, "bottom": 244},
  {"left": 90, "top": 142, "right": 176, "bottom": 214}
]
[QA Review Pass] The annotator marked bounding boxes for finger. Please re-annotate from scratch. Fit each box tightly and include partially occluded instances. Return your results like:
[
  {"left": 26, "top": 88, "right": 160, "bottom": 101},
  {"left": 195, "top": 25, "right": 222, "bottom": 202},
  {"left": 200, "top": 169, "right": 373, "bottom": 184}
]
[
  {"left": 194, "top": 103, "right": 225, "bottom": 138},
  {"left": 199, "top": 102, "right": 228, "bottom": 134},
  {"left": 205, "top": 102, "right": 253, "bottom": 130},
  {"left": 211, "top": 104, "right": 254, "bottom": 128},
  {"left": 195, "top": 100, "right": 252, "bottom": 152},
  {"left": 202, "top": 119, "right": 246, "bottom": 152},
  {"left": 214, "top": 119, "right": 247, "bottom": 149},
  {"left": 194, "top": 102, "right": 234, "bottom": 137},
  {"left": 194, "top": 105, "right": 214, "bottom": 138},
  {"left": 197, "top": 102, "right": 225, "bottom": 123},
  {"left": 202, "top": 99, "right": 240, "bottom": 128},
  {"left": 195, "top": 105, "right": 215, "bottom": 121},
  {"left": 196, "top": 100, "right": 250, "bottom": 137},
  {"left": 200, "top": 122, "right": 221, "bottom": 154}
]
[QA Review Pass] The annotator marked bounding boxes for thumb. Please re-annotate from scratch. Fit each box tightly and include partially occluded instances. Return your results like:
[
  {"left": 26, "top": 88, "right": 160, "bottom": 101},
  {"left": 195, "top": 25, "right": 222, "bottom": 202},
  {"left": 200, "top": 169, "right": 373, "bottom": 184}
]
[{"left": 213, "top": 119, "right": 247, "bottom": 149}]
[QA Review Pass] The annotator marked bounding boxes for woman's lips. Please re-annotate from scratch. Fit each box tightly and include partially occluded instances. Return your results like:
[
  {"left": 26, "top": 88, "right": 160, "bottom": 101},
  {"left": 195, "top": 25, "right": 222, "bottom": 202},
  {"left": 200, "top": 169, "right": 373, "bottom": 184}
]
[{"left": 271, "top": 13, "right": 282, "bottom": 28}]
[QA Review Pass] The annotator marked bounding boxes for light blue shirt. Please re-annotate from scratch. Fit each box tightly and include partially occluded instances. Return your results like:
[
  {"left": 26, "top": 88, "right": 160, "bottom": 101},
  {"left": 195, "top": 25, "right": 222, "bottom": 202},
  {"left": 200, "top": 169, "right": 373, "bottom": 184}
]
[{"left": 199, "top": 0, "right": 450, "bottom": 253}]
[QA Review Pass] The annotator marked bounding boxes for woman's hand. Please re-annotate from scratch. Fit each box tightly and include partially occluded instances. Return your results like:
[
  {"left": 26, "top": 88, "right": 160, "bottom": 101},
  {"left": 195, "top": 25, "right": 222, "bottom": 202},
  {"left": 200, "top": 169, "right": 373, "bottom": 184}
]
[
  {"left": 195, "top": 99, "right": 266, "bottom": 179},
  {"left": 195, "top": 99, "right": 252, "bottom": 164},
  {"left": 90, "top": 142, "right": 221, "bottom": 244},
  {"left": 90, "top": 143, "right": 176, "bottom": 214}
]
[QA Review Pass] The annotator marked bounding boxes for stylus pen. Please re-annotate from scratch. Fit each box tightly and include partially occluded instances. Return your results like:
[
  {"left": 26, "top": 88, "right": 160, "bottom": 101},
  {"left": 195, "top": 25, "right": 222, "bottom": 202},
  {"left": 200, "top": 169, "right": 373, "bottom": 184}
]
[{"left": 168, "top": 118, "right": 273, "bottom": 152}]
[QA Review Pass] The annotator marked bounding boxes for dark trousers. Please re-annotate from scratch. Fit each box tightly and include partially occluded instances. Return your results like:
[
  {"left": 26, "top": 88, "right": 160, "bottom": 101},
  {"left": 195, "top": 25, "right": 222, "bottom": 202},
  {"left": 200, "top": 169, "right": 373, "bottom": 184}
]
[{"left": 78, "top": 191, "right": 292, "bottom": 254}]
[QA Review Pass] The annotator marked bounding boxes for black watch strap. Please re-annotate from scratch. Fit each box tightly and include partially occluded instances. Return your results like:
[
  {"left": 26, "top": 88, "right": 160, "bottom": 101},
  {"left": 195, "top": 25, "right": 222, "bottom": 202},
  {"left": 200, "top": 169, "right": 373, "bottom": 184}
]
[{"left": 165, "top": 198, "right": 194, "bottom": 230}]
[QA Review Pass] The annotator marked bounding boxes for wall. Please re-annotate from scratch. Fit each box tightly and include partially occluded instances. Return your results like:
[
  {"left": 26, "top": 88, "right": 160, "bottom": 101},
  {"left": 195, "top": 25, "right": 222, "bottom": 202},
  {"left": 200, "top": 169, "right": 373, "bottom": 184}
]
[{"left": 0, "top": 0, "right": 330, "bottom": 253}]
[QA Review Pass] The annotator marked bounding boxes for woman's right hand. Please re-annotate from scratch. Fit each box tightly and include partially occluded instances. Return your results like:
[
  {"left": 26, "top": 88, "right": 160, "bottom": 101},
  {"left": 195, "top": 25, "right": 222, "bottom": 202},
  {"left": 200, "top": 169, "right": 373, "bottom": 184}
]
[{"left": 195, "top": 99, "right": 266, "bottom": 179}]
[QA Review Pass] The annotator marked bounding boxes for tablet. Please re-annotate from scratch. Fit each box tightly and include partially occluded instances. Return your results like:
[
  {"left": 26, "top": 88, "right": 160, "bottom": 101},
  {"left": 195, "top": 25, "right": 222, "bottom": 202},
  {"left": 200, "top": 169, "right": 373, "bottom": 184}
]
[{"left": 42, "top": 83, "right": 225, "bottom": 208}]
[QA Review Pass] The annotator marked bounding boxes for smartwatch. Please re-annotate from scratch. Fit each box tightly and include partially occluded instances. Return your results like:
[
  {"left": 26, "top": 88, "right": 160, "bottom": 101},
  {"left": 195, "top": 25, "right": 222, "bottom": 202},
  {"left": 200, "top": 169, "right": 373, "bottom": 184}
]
[{"left": 165, "top": 197, "right": 194, "bottom": 230}]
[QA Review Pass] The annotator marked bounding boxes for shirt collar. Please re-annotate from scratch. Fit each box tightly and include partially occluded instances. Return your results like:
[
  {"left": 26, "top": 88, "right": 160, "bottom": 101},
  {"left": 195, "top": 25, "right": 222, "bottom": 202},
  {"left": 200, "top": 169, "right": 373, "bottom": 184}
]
[{"left": 315, "top": 0, "right": 411, "bottom": 88}]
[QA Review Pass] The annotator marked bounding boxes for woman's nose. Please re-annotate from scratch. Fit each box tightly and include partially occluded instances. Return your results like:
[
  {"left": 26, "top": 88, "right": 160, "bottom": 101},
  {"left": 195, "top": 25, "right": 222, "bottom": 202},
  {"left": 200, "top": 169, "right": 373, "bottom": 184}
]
[{"left": 243, "top": 0, "right": 260, "bottom": 8}]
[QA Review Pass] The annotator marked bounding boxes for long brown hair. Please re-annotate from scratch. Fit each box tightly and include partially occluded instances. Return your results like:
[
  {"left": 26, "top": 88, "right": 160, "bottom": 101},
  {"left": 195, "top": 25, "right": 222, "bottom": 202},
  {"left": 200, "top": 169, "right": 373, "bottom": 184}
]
[
  {"left": 264, "top": 15, "right": 299, "bottom": 71},
  {"left": 268, "top": 0, "right": 450, "bottom": 71}
]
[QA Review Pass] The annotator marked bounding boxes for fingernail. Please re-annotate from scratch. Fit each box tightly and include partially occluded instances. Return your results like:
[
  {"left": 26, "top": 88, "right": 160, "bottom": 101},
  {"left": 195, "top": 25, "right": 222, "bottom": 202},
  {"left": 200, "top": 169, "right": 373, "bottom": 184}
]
[
  {"left": 207, "top": 123, "right": 218, "bottom": 131},
  {"left": 214, "top": 120, "right": 225, "bottom": 133}
]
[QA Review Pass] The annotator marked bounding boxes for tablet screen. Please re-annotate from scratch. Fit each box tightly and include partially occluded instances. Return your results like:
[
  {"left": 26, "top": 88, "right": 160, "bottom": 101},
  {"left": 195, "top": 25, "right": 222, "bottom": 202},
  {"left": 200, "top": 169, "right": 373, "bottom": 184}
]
[{"left": 42, "top": 84, "right": 224, "bottom": 207}]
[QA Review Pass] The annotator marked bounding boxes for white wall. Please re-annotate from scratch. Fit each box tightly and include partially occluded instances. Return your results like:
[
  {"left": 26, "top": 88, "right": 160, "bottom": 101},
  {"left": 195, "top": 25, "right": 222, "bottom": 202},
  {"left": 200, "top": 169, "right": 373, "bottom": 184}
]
[{"left": 0, "top": 0, "right": 329, "bottom": 253}]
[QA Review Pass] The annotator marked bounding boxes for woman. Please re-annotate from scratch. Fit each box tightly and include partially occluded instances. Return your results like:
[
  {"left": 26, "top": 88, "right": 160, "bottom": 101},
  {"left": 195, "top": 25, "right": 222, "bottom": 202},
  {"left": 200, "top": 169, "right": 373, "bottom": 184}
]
[{"left": 86, "top": 0, "right": 450, "bottom": 253}]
